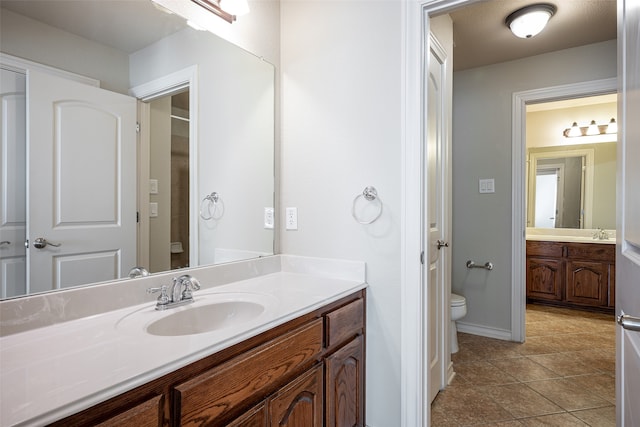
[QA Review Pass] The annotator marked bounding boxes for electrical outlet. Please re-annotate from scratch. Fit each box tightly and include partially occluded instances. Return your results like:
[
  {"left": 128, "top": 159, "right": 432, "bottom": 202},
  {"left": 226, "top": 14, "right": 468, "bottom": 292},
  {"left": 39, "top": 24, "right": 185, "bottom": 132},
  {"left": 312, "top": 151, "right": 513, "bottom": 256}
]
[
  {"left": 286, "top": 207, "right": 298, "bottom": 230},
  {"left": 264, "top": 207, "right": 275, "bottom": 229}
]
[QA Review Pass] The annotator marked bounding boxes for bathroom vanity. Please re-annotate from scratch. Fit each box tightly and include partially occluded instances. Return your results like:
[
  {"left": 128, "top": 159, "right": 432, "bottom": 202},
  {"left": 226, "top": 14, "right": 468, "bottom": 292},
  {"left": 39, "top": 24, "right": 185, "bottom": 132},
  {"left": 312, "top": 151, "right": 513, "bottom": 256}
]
[
  {"left": 0, "top": 256, "right": 366, "bottom": 427},
  {"left": 52, "top": 291, "right": 365, "bottom": 427},
  {"left": 526, "top": 239, "right": 615, "bottom": 312}
]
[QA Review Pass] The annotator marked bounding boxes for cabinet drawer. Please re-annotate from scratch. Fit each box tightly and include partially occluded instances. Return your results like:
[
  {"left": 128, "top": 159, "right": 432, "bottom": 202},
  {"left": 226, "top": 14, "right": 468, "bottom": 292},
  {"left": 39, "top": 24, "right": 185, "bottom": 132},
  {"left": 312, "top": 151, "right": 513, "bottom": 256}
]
[
  {"left": 526, "top": 241, "right": 563, "bottom": 257},
  {"left": 565, "top": 243, "right": 615, "bottom": 262},
  {"left": 174, "top": 319, "right": 323, "bottom": 426},
  {"left": 325, "top": 298, "right": 364, "bottom": 349},
  {"left": 94, "top": 395, "right": 163, "bottom": 427}
]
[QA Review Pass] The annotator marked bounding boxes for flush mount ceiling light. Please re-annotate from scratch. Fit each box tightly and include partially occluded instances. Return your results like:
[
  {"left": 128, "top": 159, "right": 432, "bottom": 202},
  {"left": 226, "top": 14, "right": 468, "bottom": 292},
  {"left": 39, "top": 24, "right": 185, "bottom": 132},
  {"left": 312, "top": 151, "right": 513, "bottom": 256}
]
[{"left": 505, "top": 3, "right": 557, "bottom": 39}]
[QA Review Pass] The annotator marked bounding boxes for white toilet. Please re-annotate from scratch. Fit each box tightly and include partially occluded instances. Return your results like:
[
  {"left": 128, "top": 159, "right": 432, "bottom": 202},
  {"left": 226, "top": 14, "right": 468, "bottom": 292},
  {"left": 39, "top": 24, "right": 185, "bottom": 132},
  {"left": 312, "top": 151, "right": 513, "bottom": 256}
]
[{"left": 450, "top": 293, "right": 467, "bottom": 354}]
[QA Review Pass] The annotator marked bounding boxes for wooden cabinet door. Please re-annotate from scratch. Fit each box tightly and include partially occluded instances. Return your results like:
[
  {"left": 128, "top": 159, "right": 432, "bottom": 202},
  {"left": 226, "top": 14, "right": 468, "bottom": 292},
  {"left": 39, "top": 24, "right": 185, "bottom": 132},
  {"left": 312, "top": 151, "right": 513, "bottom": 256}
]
[
  {"left": 227, "top": 402, "right": 267, "bottom": 427},
  {"left": 325, "top": 335, "right": 365, "bottom": 427},
  {"left": 565, "top": 260, "right": 608, "bottom": 306},
  {"left": 526, "top": 257, "right": 563, "bottom": 301},
  {"left": 268, "top": 365, "right": 323, "bottom": 427}
]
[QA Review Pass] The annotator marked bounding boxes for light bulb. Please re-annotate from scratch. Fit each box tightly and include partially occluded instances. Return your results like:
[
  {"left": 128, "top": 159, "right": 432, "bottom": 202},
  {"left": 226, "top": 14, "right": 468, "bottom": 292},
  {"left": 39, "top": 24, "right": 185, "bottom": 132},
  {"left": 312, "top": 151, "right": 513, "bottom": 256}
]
[
  {"left": 567, "top": 122, "right": 582, "bottom": 137},
  {"left": 586, "top": 120, "right": 599, "bottom": 136}
]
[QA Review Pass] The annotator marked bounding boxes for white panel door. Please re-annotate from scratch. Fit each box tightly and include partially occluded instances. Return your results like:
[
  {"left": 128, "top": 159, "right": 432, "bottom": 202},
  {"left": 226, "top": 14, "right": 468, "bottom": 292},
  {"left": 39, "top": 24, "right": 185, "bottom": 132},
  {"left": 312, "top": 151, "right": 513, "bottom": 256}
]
[
  {"left": 425, "top": 30, "right": 451, "bottom": 403},
  {"left": 27, "top": 70, "right": 137, "bottom": 294},
  {"left": 616, "top": 0, "right": 640, "bottom": 424},
  {"left": 0, "top": 68, "right": 27, "bottom": 298}
]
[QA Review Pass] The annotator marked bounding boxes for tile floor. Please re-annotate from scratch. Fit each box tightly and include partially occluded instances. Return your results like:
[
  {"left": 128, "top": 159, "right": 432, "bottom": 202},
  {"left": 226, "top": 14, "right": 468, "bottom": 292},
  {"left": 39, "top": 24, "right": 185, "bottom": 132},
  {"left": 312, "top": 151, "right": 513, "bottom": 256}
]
[{"left": 431, "top": 304, "right": 616, "bottom": 426}]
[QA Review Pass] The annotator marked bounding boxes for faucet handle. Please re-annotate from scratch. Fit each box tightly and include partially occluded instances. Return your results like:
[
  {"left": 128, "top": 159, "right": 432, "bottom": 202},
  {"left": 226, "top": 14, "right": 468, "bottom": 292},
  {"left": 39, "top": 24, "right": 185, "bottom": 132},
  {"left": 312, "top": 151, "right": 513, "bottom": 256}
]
[
  {"left": 147, "top": 285, "right": 170, "bottom": 307},
  {"left": 177, "top": 275, "right": 201, "bottom": 300}
]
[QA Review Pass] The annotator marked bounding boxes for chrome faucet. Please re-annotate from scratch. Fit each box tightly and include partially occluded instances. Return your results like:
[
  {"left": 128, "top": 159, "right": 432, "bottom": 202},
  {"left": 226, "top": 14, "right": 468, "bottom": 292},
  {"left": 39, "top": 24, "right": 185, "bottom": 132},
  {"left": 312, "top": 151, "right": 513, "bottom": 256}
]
[
  {"left": 147, "top": 274, "right": 201, "bottom": 310},
  {"left": 592, "top": 228, "right": 610, "bottom": 240}
]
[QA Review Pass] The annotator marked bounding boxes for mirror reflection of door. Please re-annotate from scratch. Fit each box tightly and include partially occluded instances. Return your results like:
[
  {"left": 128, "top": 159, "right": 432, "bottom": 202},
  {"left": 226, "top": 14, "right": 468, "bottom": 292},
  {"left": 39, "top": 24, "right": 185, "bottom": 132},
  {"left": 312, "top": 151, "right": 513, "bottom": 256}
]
[
  {"left": 534, "top": 166, "right": 563, "bottom": 228},
  {"left": 148, "top": 90, "right": 190, "bottom": 273}
]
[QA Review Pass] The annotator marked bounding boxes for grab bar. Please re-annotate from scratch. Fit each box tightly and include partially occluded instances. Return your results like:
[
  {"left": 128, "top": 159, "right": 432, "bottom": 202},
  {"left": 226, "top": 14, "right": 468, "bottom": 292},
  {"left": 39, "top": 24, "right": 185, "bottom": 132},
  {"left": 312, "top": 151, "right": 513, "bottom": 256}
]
[{"left": 466, "top": 260, "right": 493, "bottom": 270}]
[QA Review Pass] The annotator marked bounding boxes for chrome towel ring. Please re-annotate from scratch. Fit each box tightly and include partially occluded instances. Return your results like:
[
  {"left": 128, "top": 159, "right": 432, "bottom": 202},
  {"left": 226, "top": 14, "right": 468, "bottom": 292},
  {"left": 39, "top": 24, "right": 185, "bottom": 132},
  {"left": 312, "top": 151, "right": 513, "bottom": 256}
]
[
  {"left": 200, "top": 192, "right": 221, "bottom": 220},
  {"left": 352, "top": 186, "right": 383, "bottom": 224}
]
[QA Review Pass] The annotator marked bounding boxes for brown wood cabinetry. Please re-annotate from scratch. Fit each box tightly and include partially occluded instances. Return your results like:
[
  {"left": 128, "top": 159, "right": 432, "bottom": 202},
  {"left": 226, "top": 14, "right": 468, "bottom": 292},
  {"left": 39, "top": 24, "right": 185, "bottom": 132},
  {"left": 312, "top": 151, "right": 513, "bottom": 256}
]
[
  {"left": 49, "top": 290, "right": 366, "bottom": 427},
  {"left": 526, "top": 241, "right": 615, "bottom": 311}
]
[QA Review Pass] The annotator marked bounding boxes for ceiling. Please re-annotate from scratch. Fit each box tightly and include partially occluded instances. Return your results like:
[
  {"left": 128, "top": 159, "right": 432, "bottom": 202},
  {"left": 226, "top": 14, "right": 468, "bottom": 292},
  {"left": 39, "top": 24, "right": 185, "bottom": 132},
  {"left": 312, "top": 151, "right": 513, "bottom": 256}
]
[
  {"left": 449, "top": 0, "right": 617, "bottom": 71},
  {"left": 2, "top": 0, "right": 617, "bottom": 72}
]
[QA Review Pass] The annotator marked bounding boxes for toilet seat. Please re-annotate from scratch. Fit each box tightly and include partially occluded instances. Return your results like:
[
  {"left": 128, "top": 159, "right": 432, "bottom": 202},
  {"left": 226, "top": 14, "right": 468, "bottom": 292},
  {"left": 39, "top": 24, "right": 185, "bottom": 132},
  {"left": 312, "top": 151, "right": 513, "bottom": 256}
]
[{"left": 451, "top": 293, "right": 466, "bottom": 307}]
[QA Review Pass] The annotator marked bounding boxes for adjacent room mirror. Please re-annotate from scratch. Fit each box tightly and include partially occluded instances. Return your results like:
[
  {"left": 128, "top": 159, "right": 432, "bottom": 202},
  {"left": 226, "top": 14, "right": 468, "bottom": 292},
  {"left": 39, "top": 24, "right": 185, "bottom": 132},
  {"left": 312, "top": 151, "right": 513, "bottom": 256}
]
[
  {"left": 526, "top": 95, "right": 617, "bottom": 231},
  {"left": 0, "top": 0, "right": 275, "bottom": 299}
]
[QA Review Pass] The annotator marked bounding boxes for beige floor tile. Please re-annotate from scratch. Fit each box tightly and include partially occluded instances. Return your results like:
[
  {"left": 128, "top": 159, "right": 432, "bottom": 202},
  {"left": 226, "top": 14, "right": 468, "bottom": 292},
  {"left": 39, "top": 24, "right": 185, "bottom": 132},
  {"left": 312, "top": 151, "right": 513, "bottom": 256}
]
[
  {"left": 478, "top": 383, "right": 563, "bottom": 419},
  {"left": 570, "top": 406, "right": 616, "bottom": 427},
  {"left": 489, "top": 357, "right": 560, "bottom": 382},
  {"left": 565, "top": 374, "right": 616, "bottom": 404},
  {"left": 567, "top": 349, "right": 616, "bottom": 374},
  {"left": 516, "top": 336, "right": 563, "bottom": 356},
  {"left": 518, "top": 413, "right": 589, "bottom": 426},
  {"left": 431, "top": 386, "right": 515, "bottom": 426},
  {"left": 454, "top": 361, "right": 519, "bottom": 385},
  {"left": 527, "top": 353, "right": 601, "bottom": 377},
  {"left": 526, "top": 378, "right": 611, "bottom": 412}
]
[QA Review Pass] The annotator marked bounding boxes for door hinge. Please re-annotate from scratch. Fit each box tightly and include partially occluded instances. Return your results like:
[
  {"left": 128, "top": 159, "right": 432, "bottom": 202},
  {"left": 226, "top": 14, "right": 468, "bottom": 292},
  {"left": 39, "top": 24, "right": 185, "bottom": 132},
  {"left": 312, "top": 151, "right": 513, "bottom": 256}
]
[
  {"left": 136, "top": 211, "right": 139, "bottom": 223},
  {"left": 420, "top": 251, "right": 425, "bottom": 265},
  {"left": 136, "top": 122, "right": 140, "bottom": 133}
]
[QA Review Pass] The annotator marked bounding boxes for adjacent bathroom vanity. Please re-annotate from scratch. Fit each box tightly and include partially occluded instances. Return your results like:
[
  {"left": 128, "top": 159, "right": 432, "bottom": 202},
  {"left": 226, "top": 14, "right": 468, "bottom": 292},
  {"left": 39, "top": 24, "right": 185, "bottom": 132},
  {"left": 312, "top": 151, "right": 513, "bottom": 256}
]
[
  {"left": 0, "top": 256, "right": 366, "bottom": 427},
  {"left": 526, "top": 232, "right": 615, "bottom": 312}
]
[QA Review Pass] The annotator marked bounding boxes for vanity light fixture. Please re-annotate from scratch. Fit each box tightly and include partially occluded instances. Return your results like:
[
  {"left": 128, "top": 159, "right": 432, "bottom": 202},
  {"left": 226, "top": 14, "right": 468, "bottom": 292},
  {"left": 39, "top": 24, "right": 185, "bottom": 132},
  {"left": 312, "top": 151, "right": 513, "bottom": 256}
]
[
  {"left": 505, "top": 3, "right": 557, "bottom": 39},
  {"left": 191, "top": 0, "right": 250, "bottom": 23},
  {"left": 563, "top": 118, "right": 618, "bottom": 138}
]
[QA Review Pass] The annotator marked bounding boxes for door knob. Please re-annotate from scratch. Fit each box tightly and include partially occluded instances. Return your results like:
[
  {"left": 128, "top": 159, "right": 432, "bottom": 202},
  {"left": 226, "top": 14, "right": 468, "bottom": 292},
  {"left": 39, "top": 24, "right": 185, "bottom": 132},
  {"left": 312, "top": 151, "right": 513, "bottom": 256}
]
[
  {"left": 33, "top": 237, "right": 62, "bottom": 249},
  {"left": 617, "top": 314, "right": 640, "bottom": 332},
  {"left": 436, "top": 240, "right": 449, "bottom": 250}
]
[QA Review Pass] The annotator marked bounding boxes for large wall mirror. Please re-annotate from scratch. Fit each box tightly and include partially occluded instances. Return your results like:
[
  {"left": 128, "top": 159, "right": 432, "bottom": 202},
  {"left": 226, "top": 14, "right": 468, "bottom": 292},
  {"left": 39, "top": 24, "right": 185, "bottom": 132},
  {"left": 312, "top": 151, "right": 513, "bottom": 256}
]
[
  {"left": 0, "top": 0, "right": 275, "bottom": 299},
  {"left": 526, "top": 95, "right": 616, "bottom": 231}
]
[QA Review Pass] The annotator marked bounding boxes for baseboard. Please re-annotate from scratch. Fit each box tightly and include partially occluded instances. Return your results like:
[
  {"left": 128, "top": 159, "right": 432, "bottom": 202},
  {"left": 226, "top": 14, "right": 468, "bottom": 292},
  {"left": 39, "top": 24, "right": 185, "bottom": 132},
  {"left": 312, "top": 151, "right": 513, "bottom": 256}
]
[
  {"left": 456, "top": 321, "right": 512, "bottom": 341},
  {"left": 447, "top": 361, "right": 456, "bottom": 385}
]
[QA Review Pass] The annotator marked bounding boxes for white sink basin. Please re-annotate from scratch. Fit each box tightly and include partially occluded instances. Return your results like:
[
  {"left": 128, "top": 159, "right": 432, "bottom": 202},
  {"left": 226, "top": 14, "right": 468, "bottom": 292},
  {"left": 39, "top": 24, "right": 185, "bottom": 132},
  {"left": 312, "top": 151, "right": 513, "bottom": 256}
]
[
  {"left": 116, "top": 292, "right": 278, "bottom": 337},
  {"left": 147, "top": 301, "right": 265, "bottom": 336}
]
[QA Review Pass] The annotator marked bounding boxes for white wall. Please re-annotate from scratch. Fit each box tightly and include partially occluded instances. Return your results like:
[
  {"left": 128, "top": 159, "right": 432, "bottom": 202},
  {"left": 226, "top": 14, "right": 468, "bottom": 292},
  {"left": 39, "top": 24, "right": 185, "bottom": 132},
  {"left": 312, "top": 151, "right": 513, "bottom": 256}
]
[
  {"left": 0, "top": 8, "right": 130, "bottom": 93},
  {"left": 280, "top": 2, "right": 403, "bottom": 425},
  {"left": 452, "top": 40, "right": 617, "bottom": 335}
]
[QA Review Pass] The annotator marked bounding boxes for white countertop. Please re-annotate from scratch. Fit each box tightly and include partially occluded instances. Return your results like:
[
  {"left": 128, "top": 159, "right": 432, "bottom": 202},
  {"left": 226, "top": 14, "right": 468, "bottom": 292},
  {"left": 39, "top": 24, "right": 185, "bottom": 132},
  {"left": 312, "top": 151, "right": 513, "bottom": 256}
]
[
  {"left": 525, "top": 228, "right": 616, "bottom": 245},
  {"left": 0, "top": 256, "right": 366, "bottom": 426}
]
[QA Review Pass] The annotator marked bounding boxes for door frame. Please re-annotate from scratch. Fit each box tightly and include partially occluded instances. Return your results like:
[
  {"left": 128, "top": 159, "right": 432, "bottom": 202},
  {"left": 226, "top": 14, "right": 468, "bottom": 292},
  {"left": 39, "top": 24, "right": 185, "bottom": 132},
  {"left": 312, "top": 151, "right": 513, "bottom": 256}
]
[
  {"left": 130, "top": 66, "right": 199, "bottom": 270},
  {"left": 402, "top": 1, "right": 618, "bottom": 425},
  {"left": 510, "top": 77, "right": 616, "bottom": 342},
  {"left": 402, "top": 1, "right": 482, "bottom": 426}
]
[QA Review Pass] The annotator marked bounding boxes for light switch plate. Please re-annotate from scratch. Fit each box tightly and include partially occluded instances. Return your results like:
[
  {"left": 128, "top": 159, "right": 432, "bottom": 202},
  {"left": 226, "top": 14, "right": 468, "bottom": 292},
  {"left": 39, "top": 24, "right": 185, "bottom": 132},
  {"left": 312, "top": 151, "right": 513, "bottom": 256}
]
[
  {"left": 149, "top": 179, "right": 158, "bottom": 194},
  {"left": 149, "top": 202, "right": 158, "bottom": 217},
  {"left": 264, "top": 207, "right": 275, "bottom": 229},
  {"left": 479, "top": 178, "right": 495, "bottom": 194}
]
